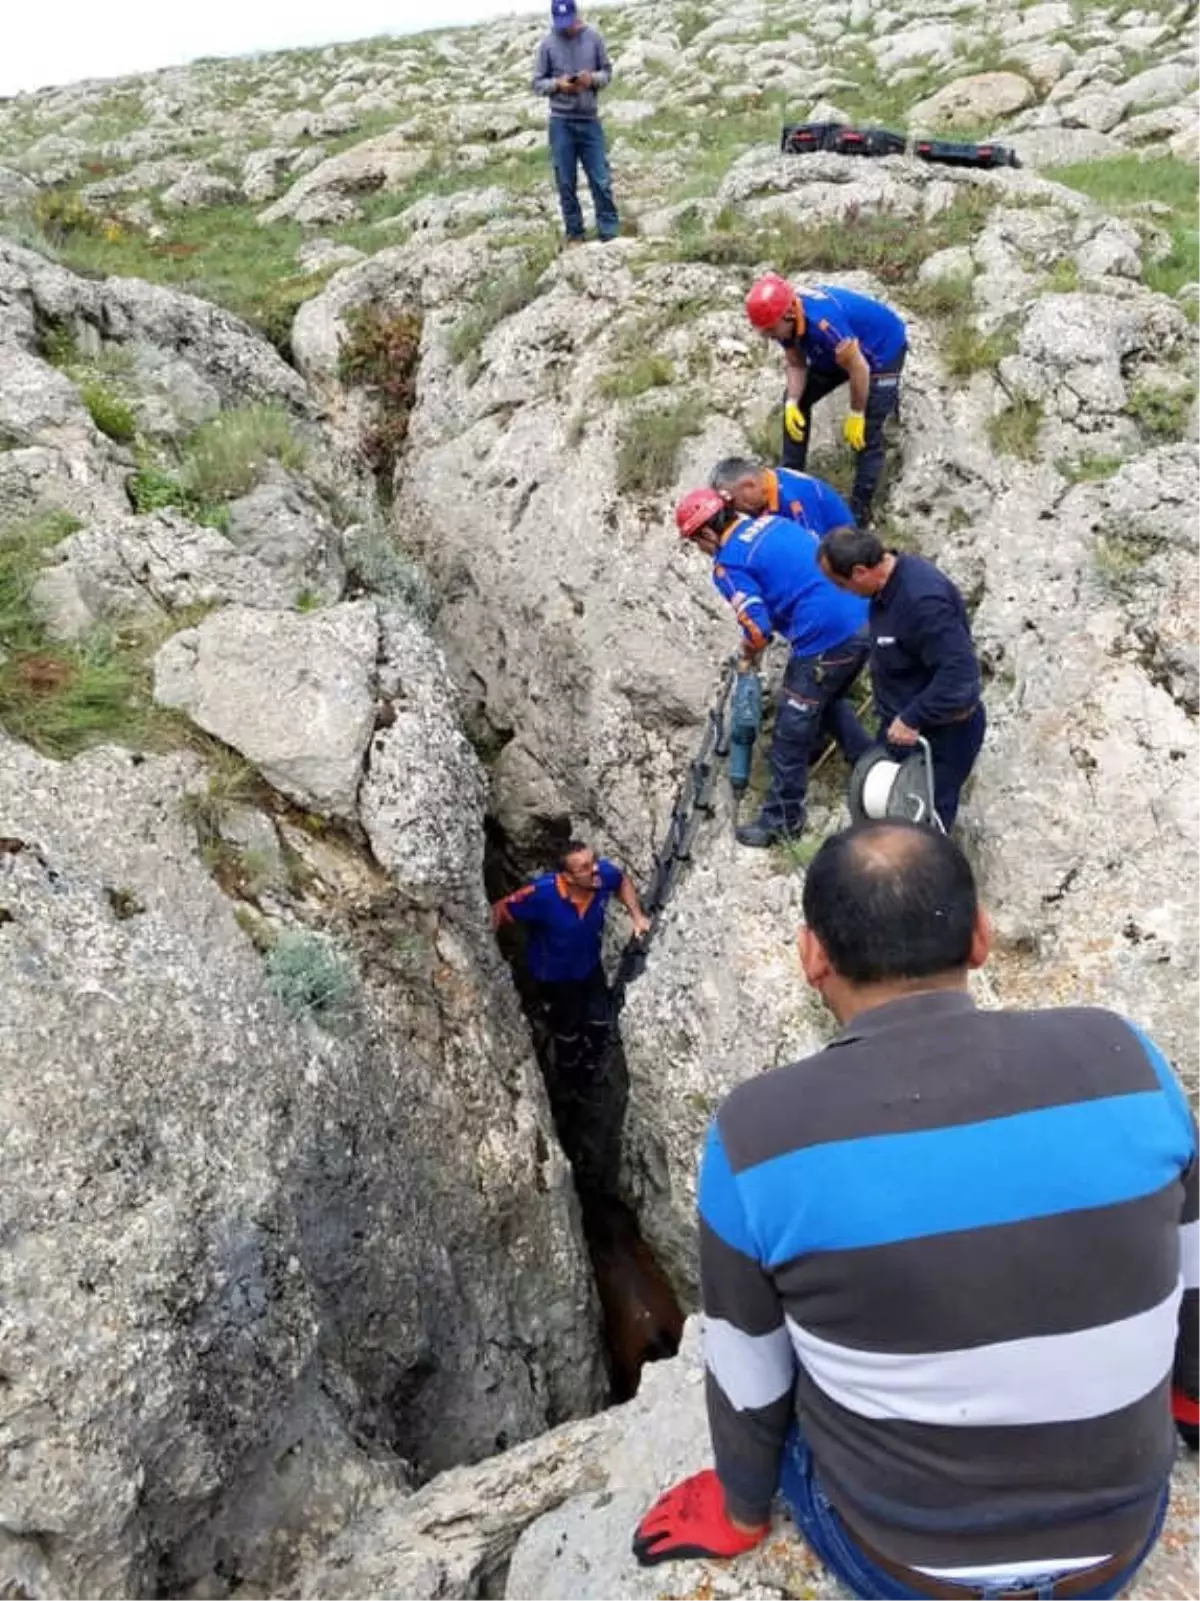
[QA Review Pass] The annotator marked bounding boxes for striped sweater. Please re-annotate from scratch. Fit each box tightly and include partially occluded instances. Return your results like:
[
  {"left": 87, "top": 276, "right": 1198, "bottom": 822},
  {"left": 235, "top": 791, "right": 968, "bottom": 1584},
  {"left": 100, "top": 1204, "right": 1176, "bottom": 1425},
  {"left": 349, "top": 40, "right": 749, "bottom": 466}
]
[{"left": 699, "top": 989, "right": 1198, "bottom": 1568}]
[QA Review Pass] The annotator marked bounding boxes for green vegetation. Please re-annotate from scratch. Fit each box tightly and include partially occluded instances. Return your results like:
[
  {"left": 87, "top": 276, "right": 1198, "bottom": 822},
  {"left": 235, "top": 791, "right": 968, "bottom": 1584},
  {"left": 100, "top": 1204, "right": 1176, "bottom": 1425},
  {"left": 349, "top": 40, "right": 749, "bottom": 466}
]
[
  {"left": 1094, "top": 529, "right": 1153, "bottom": 594},
  {"left": 904, "top": 274, "right": 974, "bottom": 319},
  {"left": 615, "top": 398, "right": 701, "bottom": 495},
  {"left": 1058, "top": 453, "right": 1125, "bottom": 484},
  {"left": 1044, "top": 156, "right": 1200, "bottom": 300},
  {"left": 596, "top": 352, "right": 675, "bottom": 401},
  {"left": 674, "top": 190, "right": 995, "bottom": 287},
  {"left": 79, "top": 379, "right": 137, "bottom": 443},
  {"left": 180, "top": 749, "right": 263, "bottom": 847},
  {"left": 337, "top": 302, "right": 423, "bottom": 490},
  {"left": 127, "top": 461, "right": 230, "bottom": 531},
  {"left": 987, "top": 396, "right": 1044, "bottom": 460},
  {"left": 1126, "top": 380, "right": 1192, "bottom": 443},
  {"left": 344, "top": 525, "right": 436, "bottom": 621},
  {"left": 177, "top": 404, "right": 307, "bottom": 501},
  {"left": 772, "top": 833, "right": 825, "bottom": 873},
  {"left": 942, "top": 320, "right": 1014, "bottom": 379},
  {"left": 264, "top": 930, "right": 357, "bottom": 1028},
  {"left": 0, "top": 509, "right": 158, "bottom": 757},
  {"left": 1046, "top": 258, "right": 1081, "bottom": 293},
  {"left": 447, "top": 238, "right": 557, "bottom": 369}
]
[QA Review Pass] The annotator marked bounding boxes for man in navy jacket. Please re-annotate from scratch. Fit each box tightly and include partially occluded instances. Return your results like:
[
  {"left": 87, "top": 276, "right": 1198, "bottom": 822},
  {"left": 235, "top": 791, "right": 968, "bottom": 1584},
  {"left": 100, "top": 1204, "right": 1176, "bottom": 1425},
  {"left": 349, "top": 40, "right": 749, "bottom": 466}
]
[{"left": 818, "top": 525, "right": 985, "bottom": 829}]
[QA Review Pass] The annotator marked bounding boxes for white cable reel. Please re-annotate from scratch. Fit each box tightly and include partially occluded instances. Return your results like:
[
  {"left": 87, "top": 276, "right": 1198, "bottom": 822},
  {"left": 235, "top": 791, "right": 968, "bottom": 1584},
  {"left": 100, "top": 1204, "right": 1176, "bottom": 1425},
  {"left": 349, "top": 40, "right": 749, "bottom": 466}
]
[{"left": 848, "top": 736, "right": 945, "bottom": 833}]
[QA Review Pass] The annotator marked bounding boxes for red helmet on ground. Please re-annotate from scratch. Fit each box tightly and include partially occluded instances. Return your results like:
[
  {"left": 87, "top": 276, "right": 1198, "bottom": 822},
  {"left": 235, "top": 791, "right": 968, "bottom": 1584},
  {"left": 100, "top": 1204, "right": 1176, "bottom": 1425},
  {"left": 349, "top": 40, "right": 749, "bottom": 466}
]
[
  {"left": 675, "top": 487, "right": 725, "bottom": 540},
  {"left": 746, "top": 273, "right": 796, "bottom": 331}
]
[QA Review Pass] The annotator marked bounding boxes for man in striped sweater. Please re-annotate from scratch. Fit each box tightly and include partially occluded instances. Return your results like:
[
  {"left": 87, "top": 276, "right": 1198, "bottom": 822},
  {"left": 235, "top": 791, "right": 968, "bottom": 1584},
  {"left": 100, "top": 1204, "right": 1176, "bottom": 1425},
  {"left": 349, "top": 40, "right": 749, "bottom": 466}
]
[{"left": 633, "top": 821, "right": 1197, "bottom": 1599}]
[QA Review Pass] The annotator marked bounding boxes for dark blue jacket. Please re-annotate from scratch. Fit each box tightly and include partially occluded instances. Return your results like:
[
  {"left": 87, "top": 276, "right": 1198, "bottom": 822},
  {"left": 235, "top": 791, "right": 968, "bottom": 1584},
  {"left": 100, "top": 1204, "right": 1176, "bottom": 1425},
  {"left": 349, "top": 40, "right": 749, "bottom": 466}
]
[
  {"left": 784, "top": 285, "right": 907, "bottom": 375},
  {"left": 765, "top": 468, "right": 854, "bottom": 534},
  {"left": 495, "top": 858, "right": 623, "bottom": 982},
  {"left": 870, "top": 552, "right": 981, "bottom": 728},
  {"left": 713, "top": 512, "right": 867, "bottom": 657}
]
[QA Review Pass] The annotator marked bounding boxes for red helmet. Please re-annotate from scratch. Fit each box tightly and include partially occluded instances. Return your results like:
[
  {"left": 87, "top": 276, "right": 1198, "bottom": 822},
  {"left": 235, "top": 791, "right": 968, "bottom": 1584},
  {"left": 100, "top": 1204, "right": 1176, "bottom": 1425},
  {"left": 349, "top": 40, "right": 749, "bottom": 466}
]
[
  {"left": 746, "top": 272, "right": 796, "bottom": 332},
  {"left": 675, "top": 487, "right": 725, "bottom": 540}
]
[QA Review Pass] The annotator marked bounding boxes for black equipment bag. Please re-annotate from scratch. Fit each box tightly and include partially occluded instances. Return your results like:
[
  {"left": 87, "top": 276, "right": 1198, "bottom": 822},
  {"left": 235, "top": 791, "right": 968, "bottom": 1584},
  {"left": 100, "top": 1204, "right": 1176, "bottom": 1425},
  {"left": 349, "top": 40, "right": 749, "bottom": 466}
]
[
  {"left": 781, "top": 121, "right": 907, "bottom": 157},
  {"left": 914, "top": 137, "right": 1021, "bottom": 169}
]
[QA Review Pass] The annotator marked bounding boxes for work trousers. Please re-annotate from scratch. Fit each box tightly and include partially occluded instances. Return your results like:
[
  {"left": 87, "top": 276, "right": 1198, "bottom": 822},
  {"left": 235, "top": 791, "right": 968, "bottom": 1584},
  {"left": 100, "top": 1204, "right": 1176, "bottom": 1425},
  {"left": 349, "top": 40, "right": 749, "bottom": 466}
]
[
  {"left": 548, "top": 116, "right": 619, "bottom": 241},
  {"left": 884, "top": 703, "right": 987, "bottom": 830},
  {"left": 539, "top": 964, "right": 613, "bottom": 1074},
  {"left": 539, "top": 964, "right": 617, "bottom": 1198},
  {"left": 781, "top": 349, "right": 906, "bottom": 524},
  {"left": 760, "top": 629, "right": 871, "bottom": 835},
  {"left": 778, "top": 1427, "right": 1166, "bottom": 1601}
]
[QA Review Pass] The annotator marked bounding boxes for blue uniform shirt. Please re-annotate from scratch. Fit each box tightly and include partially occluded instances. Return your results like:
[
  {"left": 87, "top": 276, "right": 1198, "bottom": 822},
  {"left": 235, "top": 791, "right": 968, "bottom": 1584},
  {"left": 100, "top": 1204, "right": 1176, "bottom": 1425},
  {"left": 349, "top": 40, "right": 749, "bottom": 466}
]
[
  {"left": 496, "top": 859, "right": 623, "bottom": 982},
  {"left": 871, "top": 552, "right": 982, "bottom": 728},
  {"left": 764, "top": 468, "right": 855, "bottom": 534},
  {"left": 713, "top": 513, "right": 868, "bottom": 657},
  {"left": 787, "top": 286, "right": 907, "bottom": 375}
]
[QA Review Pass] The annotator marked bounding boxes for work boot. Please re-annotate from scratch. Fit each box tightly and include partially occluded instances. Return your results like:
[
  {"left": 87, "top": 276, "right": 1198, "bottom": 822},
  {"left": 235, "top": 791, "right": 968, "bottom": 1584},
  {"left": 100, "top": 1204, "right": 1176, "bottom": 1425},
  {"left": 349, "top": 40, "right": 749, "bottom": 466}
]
[{"left": 736, "top": 816, "right": 793, "bottom": 848}]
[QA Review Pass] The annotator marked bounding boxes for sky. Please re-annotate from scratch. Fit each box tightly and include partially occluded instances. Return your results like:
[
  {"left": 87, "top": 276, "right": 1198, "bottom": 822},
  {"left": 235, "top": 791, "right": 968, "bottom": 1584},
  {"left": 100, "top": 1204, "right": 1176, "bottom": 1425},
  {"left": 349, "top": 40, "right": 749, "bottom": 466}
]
[{"left": 0, "top": 0, "right": 561, "bottom": 99}]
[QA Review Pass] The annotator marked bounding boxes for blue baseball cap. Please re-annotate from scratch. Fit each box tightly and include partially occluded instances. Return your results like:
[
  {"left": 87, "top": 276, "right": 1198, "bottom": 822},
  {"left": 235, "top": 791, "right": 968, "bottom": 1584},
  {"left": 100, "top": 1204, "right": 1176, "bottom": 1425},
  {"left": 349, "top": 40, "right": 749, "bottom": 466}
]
[{"left": 551, "top": 0, "right": 578, "bottom": 30}]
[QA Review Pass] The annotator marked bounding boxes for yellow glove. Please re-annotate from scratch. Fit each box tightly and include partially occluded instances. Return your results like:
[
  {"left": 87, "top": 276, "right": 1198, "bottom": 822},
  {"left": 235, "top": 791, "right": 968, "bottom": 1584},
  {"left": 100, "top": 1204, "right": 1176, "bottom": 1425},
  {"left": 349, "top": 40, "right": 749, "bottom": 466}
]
[
  {"left": 844, "top": 411, "right": 866, "bottom": 451},
  {"left": 784, "top": 401, "right": 806, "bottom": 443}
]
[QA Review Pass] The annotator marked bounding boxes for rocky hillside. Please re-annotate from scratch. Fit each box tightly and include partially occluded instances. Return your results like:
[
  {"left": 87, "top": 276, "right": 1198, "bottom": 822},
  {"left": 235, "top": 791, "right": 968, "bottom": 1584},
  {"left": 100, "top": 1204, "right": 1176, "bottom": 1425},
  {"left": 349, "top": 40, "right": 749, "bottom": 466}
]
[{"left": 1, "top": 0, "right": 1197, "bottom": 1596}]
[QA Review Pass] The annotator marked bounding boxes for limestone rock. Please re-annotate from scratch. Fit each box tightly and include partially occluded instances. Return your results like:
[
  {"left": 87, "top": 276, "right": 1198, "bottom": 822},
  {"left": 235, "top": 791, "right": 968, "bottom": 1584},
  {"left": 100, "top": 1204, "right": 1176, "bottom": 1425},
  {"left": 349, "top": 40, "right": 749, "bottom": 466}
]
[
  {"left": 295, "top": 238, "right": 366, "bottom": 274},
  {"left": 0, "top": 347, "right": 94, "bottom": 447},
  {"left": 241, "top": 145, "right": 298, "bottom": 203},
  {"left": 257, "top": 130, "right": 433, "bottom": 226},
  {"left": 0, "top": 164, "right": 38, "bottom": 210},
  {"left": 152, "top": 601, "right": 379, "bottom": 820},
  {"left": 910, "top": 72, "right": 1038, "bottom": 132},
  {"left": 224, "top": 467, "right": 346, "bottom": 602},
  {"left": 160, "top": 166, "right": 241, "bottom": 210}
]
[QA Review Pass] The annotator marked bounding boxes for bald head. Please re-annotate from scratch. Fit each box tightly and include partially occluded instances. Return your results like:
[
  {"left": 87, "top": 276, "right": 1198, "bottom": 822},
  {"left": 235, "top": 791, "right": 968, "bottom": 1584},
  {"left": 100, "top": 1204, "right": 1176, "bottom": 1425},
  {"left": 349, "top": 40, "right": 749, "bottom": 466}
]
[{"left": 802, "top": 822, "right": 978, "bottom": 984}]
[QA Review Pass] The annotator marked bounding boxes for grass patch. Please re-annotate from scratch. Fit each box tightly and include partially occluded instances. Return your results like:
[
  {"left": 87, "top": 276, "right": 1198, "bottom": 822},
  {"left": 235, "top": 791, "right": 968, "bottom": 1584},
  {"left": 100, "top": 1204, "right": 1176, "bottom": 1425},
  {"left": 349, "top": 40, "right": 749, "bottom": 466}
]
[
  {"left": 615, "top": 398, "right": 701, "bottom": 495},
  {"left": 1058, "top": 452, "right": 1125, "bottom": 483},
  {"left": 1126, "top": 381, "right": 1192, "bottom": 443},
  {"left": 1094, "top": 530, "right": 1153, "bottom": 595},
  {"left": 1046, "top": 258, "right": 1081, "bottom": 293},
  {"left": 79, "top": 379, "right": 136, "bottom": 443},
  {"left": 942, "top": 319, "right": 1014, "bottom": 379},
  {"left": 1044, "top": 156, "right": 1200, "bottom": 299},
  {"left": 447, "top": 239, "right": 557, "bottom": 369},
  {"left": 987, "top": 395, "right": 1044, "bottom": 460},
  {"left": 337, "top": 302, "right": 422, "bottom": 492},
  {"left": 178, "top": 405, "right": 306, "bottom": 502},
  {"left": 674, "top": 190, "right": 995, "bottom": 287},
  {"left": 772, "top": 833, "right": 824, "bottom": 873},
  {"left": 127, "top": 461, "right": 230, "bottom": 531},
  {"left": 596, "top": 352, "right": 675, "bottom": 401},
  {"left": 180, "top": 747, "right": 263, "bottom": 847},
  {"left": 903, "top": 274, "right": 974, "bottom": 318},
  {"left": 264, "top": 930, "right": 357, "bottom": 1029}
]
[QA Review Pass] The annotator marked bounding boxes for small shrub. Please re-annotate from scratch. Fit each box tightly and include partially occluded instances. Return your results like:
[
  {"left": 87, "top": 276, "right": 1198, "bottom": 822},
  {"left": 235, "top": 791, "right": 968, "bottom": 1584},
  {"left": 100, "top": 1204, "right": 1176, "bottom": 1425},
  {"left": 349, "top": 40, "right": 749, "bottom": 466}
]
[
  {"left": 30, "top": 191, "right": 109, "bottom": 245},
  {"left": 180, "top": 750, "right": 262, "bottom": 846},
  {"left": 80, "top": 379, "right": 137, "bottom": 443},
  {"left": 942, "top": 320, "right": 1013, "bottom": 379},
  {"left": 40, "top": 322, "right": 79, "bottom": 368},
  {"left": 1126, "top": 382, "right": 1191, "bottom": 443},
  {"left": 337, "top": 303, "right": 423, "bottom": 491},
  {"left": 596, "top": 353, "right": 675, "bottom": 401},
  {"left": 264, "top": 930, "right": 357, "bottom": 1028},
  {"left": 1094, "top": 530, "right": 1152, "bottom": 594},
  {"left": 179, "top": 405, "right": 306, "bottom": 502},
  {"left": 615, "top": 398, "right": 701, "bottom": 495},
  {"left": 344, "top": 526, "right": 435, "bottom": 621},
  {"left": 294, "top": 588, "right": 323, "bottom": 612},
  {"left": 1046, "top": 258, "right": 1081, "bottom": 292},
  {"left": 905, "top": 274, "right": 974, "bottom": 318},
  {"left": 987, "top": 395, "right": 1043, "bottom": 460},
  {"left": 127, "top": 462, "right": 229, "bottom": 531}
]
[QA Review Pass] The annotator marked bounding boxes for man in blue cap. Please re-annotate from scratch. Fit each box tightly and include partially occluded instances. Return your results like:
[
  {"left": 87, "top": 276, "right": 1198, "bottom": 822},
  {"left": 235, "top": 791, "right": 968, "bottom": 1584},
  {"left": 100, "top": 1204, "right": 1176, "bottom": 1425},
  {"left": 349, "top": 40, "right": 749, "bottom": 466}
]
[{"left": 532, "top": 2, "right": 620, "bottom": 244}]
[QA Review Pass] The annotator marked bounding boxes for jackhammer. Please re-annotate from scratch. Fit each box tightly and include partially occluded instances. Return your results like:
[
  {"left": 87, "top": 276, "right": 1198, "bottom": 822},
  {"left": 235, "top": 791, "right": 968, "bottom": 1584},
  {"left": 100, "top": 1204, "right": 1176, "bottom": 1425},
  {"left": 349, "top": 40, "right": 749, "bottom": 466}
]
[{"left": 727, "top": 669, "right": 763, "bottom": 819}]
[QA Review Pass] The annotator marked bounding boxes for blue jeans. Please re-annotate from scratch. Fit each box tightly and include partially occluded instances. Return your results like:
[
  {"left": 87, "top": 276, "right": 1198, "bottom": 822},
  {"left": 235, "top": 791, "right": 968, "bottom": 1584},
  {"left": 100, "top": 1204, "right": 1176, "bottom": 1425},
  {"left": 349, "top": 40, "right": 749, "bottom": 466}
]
[
  {"left": 759, "top": 629, "right": 870, "bottom": 834},
  {"left": 779, "top": 1429, "right": 1168, "bottom": 1601},
  {"left": 781, "top": 351, "right": 905, "bottom": 524},
  {"left": 548, "top": 116, "right": 619, "bottom": 240}
]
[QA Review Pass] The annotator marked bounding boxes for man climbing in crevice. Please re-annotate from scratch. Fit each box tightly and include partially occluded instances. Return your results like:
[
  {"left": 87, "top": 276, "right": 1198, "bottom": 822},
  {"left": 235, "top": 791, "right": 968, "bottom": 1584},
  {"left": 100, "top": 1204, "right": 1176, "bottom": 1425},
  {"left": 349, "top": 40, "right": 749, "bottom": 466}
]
[{"left": 492, "top": 839, "right": 649, "bottom": 1196}]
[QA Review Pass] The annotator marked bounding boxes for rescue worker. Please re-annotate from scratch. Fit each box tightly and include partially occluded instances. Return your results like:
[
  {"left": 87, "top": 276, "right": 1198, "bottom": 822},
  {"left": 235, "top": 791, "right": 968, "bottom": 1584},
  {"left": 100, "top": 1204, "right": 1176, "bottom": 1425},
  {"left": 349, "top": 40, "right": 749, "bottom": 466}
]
[
  {"left": 675, "top": 486, "right": 871, "bottom": 848},
  {"left": 709, "top": 456, "right": 854, "bottom": 537},
  {"left": 633, "top": 820, "right": 1198, "bottom": 1597},
  {"left": 818, "top": 524, "right": 985, "bottom": 830},
  {"left": 491, "top": 840, "right": 649, "bottom": 1074},
  {"left": 532, "top": 1, "right": 619, "bottom": 245},
  {"left": 746, "top": 273, "right": 907, "bottom": 525}
]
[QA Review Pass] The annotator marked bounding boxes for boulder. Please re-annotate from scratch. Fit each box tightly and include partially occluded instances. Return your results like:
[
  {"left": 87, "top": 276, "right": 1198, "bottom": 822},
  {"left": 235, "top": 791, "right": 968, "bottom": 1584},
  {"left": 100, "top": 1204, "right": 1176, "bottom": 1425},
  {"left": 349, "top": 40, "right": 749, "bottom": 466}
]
[
  {"left": 1060, "top": 91, "right": 1126, "bottom": 131},
  {"left": 0, "top": 164, "right": 38, "bottom": 210},
  {"left": 257, "top": 130, "right": 433, "bottom": 227},
  {"left": 1117, "top": 62, "right": 1198, "bottom": 113},
  {"left": 909, "top": 72, "right": 1038, "bottom": 132},
  {"left": 152, "top": 601, "right": 379, "bottom": 820},
  {"left": 0, "top": 347, "right": 94, "bottom": 448},
  {"left": 241, "top": 145, "right": 299, "bottom": 203},
  {"left": 295, "top": 238, "right": 366, "bottom": 274},
  {"left": 223, "top": 467, "right": 346, "bottom": 601},
  {"left": 159, "top": 166, "right": 242, "bottom": 210}
]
